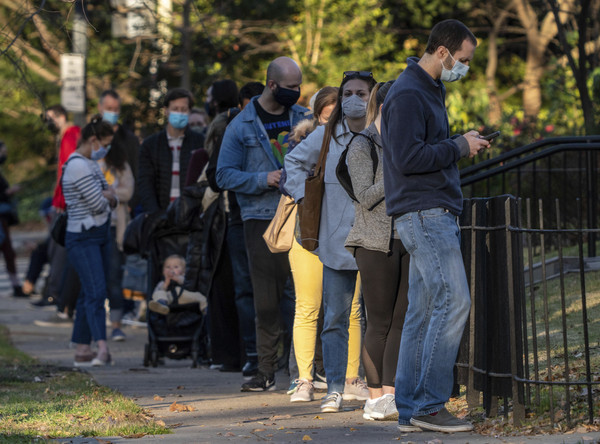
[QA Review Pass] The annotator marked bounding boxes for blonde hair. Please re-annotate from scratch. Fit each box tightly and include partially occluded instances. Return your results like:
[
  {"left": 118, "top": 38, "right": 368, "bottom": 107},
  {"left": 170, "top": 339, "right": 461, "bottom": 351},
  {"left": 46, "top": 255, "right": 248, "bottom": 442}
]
[{"left": 365, "top": 80, "right": 394, "bottom": 127}]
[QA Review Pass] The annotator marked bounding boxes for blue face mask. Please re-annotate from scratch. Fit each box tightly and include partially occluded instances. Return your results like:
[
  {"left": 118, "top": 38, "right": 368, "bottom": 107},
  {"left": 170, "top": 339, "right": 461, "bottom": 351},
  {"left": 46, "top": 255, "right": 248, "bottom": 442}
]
[
  {"left": 440, "top": 52, "right": 470, "bottom": 82},
  {"left": 91, "top": 143, "right": 111, "bottom": 161},
  {"left": 168, "top": 112, "right": 189, "bottom": 129},
  {"left": 102, "top": 111, "right": 119, "bottom": 126}
]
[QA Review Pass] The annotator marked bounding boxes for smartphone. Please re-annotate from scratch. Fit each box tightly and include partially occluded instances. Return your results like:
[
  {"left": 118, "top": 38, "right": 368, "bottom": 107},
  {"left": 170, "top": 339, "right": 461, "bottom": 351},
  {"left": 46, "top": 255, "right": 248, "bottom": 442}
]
[{"left": 481, "top": 130, "right": 501, "bottom": 141}]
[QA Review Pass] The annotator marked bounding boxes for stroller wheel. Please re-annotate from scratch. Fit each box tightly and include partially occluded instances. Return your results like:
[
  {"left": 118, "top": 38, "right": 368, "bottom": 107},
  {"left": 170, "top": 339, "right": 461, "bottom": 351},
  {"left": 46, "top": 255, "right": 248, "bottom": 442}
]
[{"left": 143, "top": 344, "right": 150, "bottom": 367}]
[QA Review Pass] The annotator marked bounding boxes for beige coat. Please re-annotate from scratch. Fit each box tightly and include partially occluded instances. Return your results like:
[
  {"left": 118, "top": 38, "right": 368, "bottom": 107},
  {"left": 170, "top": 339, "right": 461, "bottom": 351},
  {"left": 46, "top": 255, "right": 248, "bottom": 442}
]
[{"left": 107, "top": 162, "right": 134, "bottom": 250}]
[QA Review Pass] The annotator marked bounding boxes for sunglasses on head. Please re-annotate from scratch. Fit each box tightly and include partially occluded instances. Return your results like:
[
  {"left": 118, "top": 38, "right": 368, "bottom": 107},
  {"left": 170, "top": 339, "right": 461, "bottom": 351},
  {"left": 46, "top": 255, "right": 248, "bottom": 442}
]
[{"left": 343, "top": 71, "right": 373, "bottom": 80}]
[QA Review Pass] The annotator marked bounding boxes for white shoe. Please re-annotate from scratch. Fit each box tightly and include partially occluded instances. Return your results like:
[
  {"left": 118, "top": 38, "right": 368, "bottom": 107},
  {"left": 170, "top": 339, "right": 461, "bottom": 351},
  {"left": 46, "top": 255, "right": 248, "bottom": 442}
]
[
  {"left": 343, "top": 377, "right": 369, "bottom": 400},
  {"left": 290, "top": 379, "right": 314, "bottom": 402},
  {"left": 320, "top": 392, "right": 342, "bottom": 413},
  {"left": 367, "top": 394, "right": 398, "bottom": 420},
  {"left": 363, "top": 397, "right": 380, "bottom": 420}
]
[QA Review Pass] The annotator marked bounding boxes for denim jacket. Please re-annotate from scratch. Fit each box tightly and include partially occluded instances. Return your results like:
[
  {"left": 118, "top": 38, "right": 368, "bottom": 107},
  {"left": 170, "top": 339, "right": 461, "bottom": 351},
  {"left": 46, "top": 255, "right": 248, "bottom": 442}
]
[{"left": 216, "top": 97, "right": 311, "bottom": 221}]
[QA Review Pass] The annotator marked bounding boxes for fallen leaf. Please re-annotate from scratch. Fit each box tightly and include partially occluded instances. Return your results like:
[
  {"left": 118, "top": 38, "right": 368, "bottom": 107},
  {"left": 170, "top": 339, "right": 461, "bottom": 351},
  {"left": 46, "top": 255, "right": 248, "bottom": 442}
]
[
  {"left": 272, "top": 414, "right": 291, "bottom": 420},
  {"left": 122, "top": 433, "right": 146, "bottom": 438},
  {"left": 155, "top": 420, "right": 166, "bottom": 427},
  {"left": 302, "top": 435, "right": 312, "bottom": 441},
  {"left": 154, "top": 395, "right": 165, "bottom": 401},
  {"left": 96, "top": 439, "right": 114, "bottom": 444},
  {"left": 253, "top": 428, "right": 266, "bottom": 432},
  {"left": 313, "top": 415, "right": 323, "bottom": 420},
  {"left": 225, "top": 432, "right": 235, "bottom": 436},
  {"left": 169, "top": 401, "right": 196, "bottom": 412},
  {"left": 176, "top": 385, "right": 185, "bottom": 389},
  {"left": 277, "top": 426, "right": 285, "bottom": 430}
]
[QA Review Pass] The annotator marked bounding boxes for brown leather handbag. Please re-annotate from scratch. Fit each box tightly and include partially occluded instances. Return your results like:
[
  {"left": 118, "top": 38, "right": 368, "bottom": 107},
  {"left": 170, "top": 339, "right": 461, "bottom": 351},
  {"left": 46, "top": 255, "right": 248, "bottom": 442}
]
[{"left": 297, "top": 135, "right": 329, "bottom": 251}]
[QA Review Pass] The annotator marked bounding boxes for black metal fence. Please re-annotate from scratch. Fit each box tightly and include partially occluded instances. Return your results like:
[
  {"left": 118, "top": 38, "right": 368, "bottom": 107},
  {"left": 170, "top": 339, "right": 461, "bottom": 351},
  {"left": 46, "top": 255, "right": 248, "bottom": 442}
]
[{"left": 456, "top": 136, "right": 600, "bottom": 427}]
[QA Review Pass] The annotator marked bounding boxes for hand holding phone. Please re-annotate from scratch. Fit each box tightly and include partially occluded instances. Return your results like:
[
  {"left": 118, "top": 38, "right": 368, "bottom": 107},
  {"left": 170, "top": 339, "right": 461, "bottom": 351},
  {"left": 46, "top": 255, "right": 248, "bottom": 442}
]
[{"left": 480, "top": 131, "right": 501, "bottom": 141}]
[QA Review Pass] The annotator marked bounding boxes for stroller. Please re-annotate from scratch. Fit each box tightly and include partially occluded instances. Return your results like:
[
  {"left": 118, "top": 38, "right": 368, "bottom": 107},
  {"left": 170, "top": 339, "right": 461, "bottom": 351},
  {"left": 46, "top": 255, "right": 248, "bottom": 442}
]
[{"left": 142, "top": 223, "right": 207, "bottom": 368}]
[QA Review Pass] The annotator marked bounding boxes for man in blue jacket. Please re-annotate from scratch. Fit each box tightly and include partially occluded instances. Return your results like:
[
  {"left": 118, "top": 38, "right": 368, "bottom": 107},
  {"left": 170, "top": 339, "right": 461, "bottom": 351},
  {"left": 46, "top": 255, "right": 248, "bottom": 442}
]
[
  {"left": 381, "top": 19, "right": 490, "bottom": 433},
  {"left": 217, "top": 56, "right": 310, "bottom": 391}
]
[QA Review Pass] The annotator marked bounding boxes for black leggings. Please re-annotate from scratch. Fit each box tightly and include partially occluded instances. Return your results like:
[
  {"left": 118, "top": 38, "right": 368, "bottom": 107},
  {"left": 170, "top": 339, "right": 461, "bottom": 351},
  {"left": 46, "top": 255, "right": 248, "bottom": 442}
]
[{"left": 355, "top": 239, "right": 409, "bottom": 389}]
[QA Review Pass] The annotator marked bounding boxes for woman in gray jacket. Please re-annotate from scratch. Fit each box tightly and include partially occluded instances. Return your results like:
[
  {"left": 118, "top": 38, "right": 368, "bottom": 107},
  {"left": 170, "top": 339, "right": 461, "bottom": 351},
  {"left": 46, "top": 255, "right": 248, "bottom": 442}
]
[
  {"left": 284, "top": 71, "right": 377, "bottom": 413},
  {"left": 345, "top": 81, "right": 409, "bottom": 421}
]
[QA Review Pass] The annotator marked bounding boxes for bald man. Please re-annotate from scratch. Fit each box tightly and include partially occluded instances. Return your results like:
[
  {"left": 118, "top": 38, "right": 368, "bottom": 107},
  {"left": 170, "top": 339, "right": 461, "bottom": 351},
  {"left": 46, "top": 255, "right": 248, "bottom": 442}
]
[{"left": 217, "top": 56, "right": 311, "bottom": 391}]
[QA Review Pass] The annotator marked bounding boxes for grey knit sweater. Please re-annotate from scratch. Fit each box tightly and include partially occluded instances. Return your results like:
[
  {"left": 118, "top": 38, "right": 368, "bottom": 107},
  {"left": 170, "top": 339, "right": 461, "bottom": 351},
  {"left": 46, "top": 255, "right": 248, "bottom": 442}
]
[{"left": 345, "top": 123, "right": 394, "bottom": 254}]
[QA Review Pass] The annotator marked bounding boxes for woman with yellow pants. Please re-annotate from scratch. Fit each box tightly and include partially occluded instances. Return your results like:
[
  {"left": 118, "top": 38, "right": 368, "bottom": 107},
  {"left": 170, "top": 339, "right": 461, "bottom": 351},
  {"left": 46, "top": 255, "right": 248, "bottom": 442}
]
[{"left": 288, "top": 238, "right": 363, "bottom": 402}]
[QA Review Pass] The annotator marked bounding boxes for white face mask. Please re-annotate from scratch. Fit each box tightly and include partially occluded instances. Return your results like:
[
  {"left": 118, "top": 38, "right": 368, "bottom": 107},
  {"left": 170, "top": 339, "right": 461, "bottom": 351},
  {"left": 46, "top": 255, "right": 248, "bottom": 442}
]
[
  {"left": 342, "top": 94, "right": 367, "bottom": 119},
  {"left": 440, "top": 51, "right": 470, "bottom": 82}
]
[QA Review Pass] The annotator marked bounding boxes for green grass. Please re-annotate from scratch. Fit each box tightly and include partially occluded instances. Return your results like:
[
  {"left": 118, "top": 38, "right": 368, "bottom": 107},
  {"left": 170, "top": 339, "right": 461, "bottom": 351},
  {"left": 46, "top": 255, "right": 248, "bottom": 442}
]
[
  {"left": 0, "top": 326, "right": 170, "bottom": 441},
  {"left": 516, "top": 270, "right": 600, "bottom": 428}
]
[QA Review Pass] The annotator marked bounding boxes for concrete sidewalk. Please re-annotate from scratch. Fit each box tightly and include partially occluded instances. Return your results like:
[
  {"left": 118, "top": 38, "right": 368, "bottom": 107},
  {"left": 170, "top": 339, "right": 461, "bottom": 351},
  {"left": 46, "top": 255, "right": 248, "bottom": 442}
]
[{"left": 3, "top": 294, "right": 600, "bottom": 444}]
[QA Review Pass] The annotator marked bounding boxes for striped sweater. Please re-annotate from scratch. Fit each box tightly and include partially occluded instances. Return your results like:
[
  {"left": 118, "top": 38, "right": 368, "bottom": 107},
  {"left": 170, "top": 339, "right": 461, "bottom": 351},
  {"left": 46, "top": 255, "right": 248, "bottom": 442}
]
[{"left": 62, "top": 153, "right": 111, "bottom": 233}]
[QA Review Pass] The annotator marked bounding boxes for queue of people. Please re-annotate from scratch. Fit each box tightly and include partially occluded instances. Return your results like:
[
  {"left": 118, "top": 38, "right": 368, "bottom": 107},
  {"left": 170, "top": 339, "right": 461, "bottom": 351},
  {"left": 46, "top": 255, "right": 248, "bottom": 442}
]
[{"left": 14, "top": 18, "right": 492, "bottom": 435}]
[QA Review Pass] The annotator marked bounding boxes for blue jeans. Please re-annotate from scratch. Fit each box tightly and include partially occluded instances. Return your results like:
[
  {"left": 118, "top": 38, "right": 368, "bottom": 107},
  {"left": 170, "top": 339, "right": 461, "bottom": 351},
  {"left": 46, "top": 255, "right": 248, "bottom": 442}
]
[
  {"left": 321, "top": 265, "right": 358, "bottom": 394},
  {"left": 394, "top": 208, "right": 471, "bottom": 424},
  {"left": 65, "top": 220, "right": 111, "bottom": 345},
  {"left": 226, "top": 223, "right": 257, "bottom": 359}
]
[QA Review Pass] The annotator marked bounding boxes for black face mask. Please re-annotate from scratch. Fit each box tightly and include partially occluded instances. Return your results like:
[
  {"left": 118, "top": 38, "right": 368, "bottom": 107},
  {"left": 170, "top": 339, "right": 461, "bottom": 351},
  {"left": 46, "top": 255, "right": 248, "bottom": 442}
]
[
  {"left": 273, "top": 84, "right": 300, "bottom": 108},
  {"left": 0, "top": 154, "right": 6, "bottom": 164},
  {"left": 46, "top": 119, "right": 59, "bottom": 134}
]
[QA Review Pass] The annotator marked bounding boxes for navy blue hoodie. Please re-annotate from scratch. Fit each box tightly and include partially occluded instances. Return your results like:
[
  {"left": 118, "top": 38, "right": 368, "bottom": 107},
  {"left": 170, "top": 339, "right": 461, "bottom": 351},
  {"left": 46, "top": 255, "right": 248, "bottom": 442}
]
[{"left": 381, "top": 57, "right": 469, "bottom": 217}]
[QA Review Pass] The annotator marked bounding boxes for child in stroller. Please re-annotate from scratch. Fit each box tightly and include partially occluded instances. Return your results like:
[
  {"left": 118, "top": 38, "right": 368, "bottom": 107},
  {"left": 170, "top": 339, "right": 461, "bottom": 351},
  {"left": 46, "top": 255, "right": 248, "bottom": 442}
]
[
  {"left": 143, "top": 225, "right": 208, "bottom": 368},
  {"left": 149, "top": 254, "right": 207, "bottom": 315}
]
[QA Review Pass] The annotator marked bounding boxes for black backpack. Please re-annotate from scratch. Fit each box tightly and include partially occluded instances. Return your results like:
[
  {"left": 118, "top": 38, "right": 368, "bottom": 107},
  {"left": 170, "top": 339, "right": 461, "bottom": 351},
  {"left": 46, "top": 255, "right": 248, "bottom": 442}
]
[{"left": 336, "top": 133, "right": 378, "bottom": 202}]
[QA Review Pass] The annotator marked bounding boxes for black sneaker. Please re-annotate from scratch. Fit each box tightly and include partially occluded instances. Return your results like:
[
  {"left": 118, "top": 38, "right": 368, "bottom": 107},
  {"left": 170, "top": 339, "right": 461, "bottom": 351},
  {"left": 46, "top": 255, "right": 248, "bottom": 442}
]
[
  {"left": 241, "top": 372, "right": 275, "bottom": 392},
  {"left": 12, "top": 286, "right": 28, "bottom": 298},
  {"left": 31, "top": 295, "right": 57, "bottom": 307},
  {"left": 410, "top": 407, "right": 473, "bottom": 432}
]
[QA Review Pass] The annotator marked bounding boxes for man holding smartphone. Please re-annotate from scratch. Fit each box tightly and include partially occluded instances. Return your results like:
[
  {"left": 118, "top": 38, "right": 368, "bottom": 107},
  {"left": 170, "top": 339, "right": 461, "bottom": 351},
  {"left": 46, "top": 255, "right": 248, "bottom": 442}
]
[{"left": 381, "top": 19, "right": 490, "bottom": 433}]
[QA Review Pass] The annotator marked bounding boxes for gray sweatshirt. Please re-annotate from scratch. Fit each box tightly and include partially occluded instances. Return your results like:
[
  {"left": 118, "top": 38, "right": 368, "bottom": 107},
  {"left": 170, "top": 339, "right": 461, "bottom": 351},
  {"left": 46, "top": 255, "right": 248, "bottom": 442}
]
[{"left": 345, "top": 124, "right": 393, "bottom": 254}]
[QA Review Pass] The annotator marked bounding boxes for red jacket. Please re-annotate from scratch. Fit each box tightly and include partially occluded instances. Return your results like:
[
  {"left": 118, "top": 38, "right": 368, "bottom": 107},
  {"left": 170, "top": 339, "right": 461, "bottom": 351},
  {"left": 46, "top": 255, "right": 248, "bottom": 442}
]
[{"left": 52, "top": 125, "right": 81, "bottom": 209}]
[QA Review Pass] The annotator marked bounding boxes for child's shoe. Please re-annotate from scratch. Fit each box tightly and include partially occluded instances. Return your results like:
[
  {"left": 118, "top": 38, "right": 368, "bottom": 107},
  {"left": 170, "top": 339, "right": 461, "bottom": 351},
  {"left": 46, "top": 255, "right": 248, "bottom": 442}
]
[{"left": 148, "top": 299, "right": 170, "bottom": 315}]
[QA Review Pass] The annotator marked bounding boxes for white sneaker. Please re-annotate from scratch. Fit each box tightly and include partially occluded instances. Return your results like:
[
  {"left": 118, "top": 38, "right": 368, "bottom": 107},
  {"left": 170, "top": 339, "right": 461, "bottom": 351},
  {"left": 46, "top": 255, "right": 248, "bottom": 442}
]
[
  {"left": 369, "top": 394, "right": 398, "bottom": 421},
  {"left": 363, "top": 397, "right": 380, "bottom": 420},
  {"left": 313, "top": 372, "right": 327, "bottom": 390},
  {"left": 290, "top": 379, "right": 314, "bottom": 402},
  {"left": 343, "top": 377, "right": 369, "bottom": 400},
  {"left": 320, "top": 392, "right": 342, "bottom": 413}
]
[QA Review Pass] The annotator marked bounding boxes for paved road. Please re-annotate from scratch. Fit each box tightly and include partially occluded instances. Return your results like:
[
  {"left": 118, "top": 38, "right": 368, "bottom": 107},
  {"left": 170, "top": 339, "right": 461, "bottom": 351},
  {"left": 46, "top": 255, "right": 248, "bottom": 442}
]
[{"left": 2, "top": 231, "right": 600, "bottom": 443}]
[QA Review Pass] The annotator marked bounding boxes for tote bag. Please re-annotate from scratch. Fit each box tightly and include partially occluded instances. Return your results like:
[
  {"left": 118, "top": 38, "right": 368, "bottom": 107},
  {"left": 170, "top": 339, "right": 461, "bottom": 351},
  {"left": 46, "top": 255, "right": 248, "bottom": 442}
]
[
  {"left": 297, "top": 135, "right": 329, "bottom": 251},
  {"left": 263, "top": 194, "right": 297, "bottom": 253}
]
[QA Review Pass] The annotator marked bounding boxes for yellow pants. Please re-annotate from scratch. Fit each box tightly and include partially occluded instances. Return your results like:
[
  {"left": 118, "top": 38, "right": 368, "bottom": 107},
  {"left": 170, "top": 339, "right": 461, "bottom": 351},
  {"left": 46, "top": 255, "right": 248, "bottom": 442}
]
[{"left": 289, "top": 238, "right": 362, "bottom": 381}]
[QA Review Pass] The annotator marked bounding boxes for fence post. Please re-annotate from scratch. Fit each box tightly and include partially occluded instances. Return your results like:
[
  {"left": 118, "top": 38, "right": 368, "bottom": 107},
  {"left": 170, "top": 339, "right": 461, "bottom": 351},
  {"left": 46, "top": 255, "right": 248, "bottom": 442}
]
[
  {"left": 467, "top": 200, "right": 479, "bottom": 408},
  {"left": 504, "top": 197, "right": 526, "bottom": 426}
]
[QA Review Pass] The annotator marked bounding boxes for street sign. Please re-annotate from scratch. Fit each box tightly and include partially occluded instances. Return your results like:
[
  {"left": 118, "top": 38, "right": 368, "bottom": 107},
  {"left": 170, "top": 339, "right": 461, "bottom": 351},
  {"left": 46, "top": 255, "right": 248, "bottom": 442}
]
[
  {"left": 60, "top": 54, "right": 85, "bottom": 113},
  {"left": 111, "top": 6, "right": 156, "bottom": 38}
]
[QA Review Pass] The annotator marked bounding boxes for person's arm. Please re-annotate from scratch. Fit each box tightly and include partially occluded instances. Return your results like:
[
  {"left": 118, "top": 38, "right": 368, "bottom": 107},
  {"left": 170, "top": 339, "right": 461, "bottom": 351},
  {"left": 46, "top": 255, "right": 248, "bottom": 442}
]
[
  {"left": 114, "top": 162, "right": 134, "bottom": 203},
  {"left": 52, "top": 126, "right": 80, "bottom": 209},
  {"left": 215, "top": 125, "right": 271, "bottom": 194},
  {"left": 65, "top": 159, "right": 110, "bottom": 214},
  {"left": 282, "top": 125, "right": 324, "bottom": 202},
  {"left": 383, "top": 92, "right": 464, "bottom": 175},
  {"left": 185, "top": 149, "right": 210, "bottom": 186},
  {"left": 136, "top": 136, "right": 160, "bottom": 213},
  {"left": 347, "top": 137, "right": 385, "bottom": 210}
]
